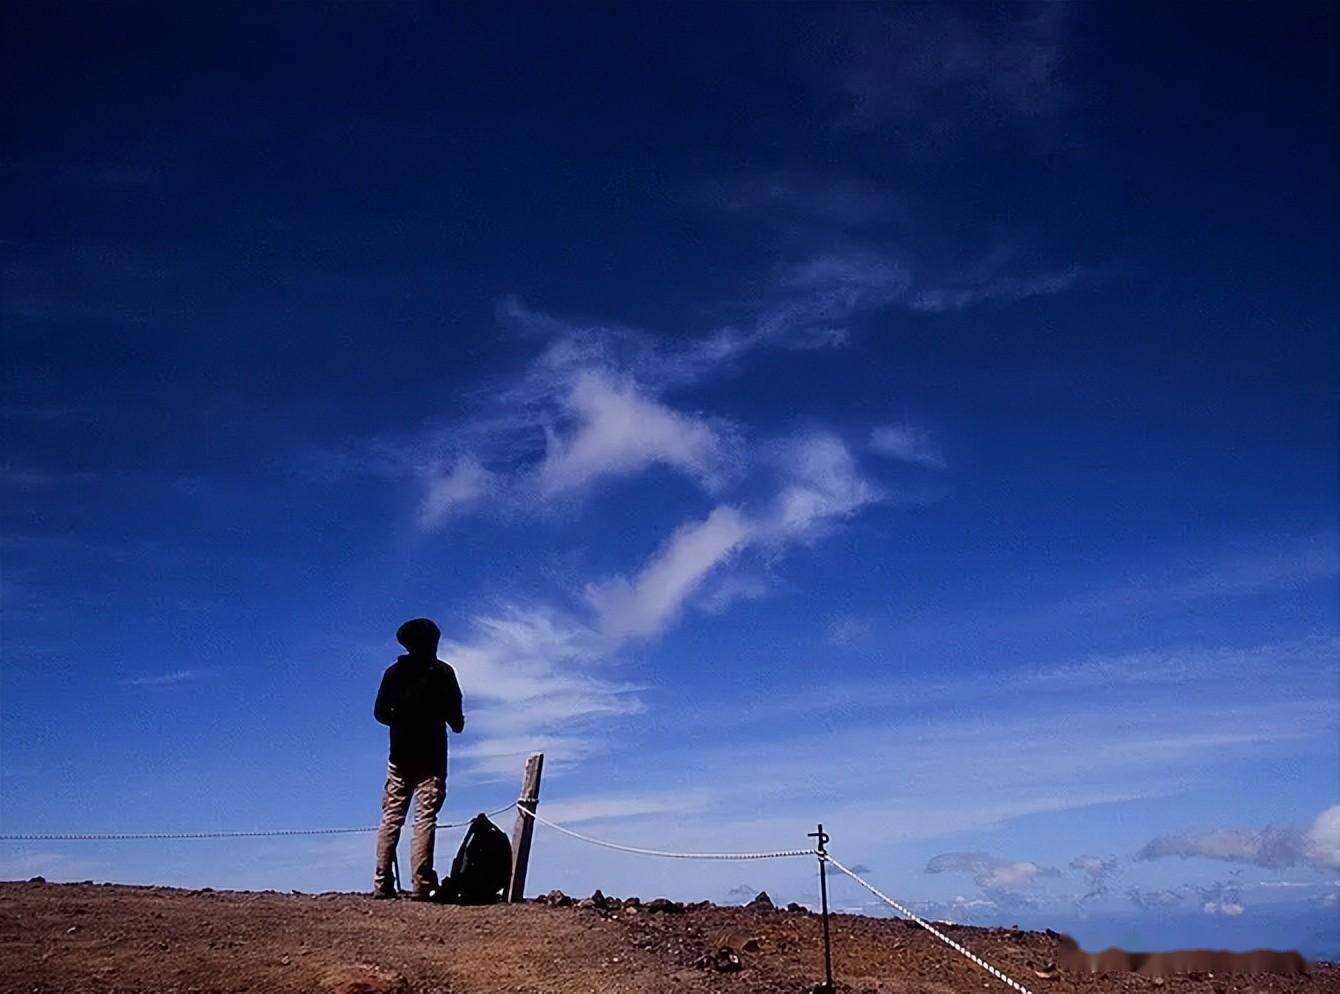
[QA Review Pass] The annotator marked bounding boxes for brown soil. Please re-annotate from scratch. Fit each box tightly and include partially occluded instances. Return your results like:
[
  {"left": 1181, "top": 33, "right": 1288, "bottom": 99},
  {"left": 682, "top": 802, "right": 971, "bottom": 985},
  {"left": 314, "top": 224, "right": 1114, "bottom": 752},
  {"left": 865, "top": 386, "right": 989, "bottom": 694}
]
[{"left": 1, "top": 880, "right": 1333, "bottom": 994}]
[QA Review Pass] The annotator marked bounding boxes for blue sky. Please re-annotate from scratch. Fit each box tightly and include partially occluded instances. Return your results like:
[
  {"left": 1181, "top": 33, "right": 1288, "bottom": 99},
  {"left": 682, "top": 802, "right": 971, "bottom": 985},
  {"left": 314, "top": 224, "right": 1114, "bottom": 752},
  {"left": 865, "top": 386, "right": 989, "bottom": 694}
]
[{"left": 3, "top": 1, "right": 1337, "bottom": 957}]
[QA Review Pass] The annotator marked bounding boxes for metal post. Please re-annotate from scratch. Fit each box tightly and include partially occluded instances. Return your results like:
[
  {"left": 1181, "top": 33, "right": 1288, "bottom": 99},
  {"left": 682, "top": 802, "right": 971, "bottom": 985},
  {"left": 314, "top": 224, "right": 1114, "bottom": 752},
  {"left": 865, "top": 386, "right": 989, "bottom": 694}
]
[{"left": 809, "top": 823, "right": 835, "bottom": 994}]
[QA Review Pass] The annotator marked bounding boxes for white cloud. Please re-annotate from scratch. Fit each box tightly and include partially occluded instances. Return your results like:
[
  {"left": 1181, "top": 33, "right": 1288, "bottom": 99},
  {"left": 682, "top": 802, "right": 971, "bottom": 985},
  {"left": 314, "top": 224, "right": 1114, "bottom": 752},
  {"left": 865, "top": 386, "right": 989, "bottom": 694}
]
[
  {"left": 440, "top": 607, "right": 643, "bottom": 779},
  {"left": 1138, "top": 826, "right": 1303, "bottom": 869},
  {"left": 584, "top": 431, "right": 879, "bottom": 639},
  {"left": 869, "top": 424, "right": 946, "bottom": 469},
  {"left": 926, "top": 851, "right": 1060, "bottom": 901},
  {"left": 1070, "top": 854, "right": 1119, "bottom": 902},
  {"left": 443, "top": 432, "right": 881, "bottom": 773},
  {"left": 418, "top": 456, "right": 493, "bottom": 528},
  {"left": 697, "top": 571, "right": 772, "bottom": 614},
  {"left": 1304, "top": 805, "right": 1340, "bottom": 872},
  {"left": 541, "top": 789, "right": 714, "bottom": 826},
  {"left": 1137, "top": 804, "right": 1340, "bottom": 875},
  {"left": 762, "top": 431, "right": 879, "bottom": 541},
  {"left": 587, "top": 506, "right": 751, "bottom": 639},
  {"left": 538, "top": 372, "right": 728, "bottom": 498},
  {"left": 350, "top": 250, "right": 1078, "bottom": 528}
]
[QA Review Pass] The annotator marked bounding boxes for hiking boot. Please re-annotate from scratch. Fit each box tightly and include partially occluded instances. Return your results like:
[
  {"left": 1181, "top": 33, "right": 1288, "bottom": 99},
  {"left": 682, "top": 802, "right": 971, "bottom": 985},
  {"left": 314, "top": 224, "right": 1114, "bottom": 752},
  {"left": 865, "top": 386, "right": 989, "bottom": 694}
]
[
  {"left": 406, "top": 890, "right": 435, "bottom": 902},
  {"left": 371, "top": 887, "right": 398, "bottom": 900}
]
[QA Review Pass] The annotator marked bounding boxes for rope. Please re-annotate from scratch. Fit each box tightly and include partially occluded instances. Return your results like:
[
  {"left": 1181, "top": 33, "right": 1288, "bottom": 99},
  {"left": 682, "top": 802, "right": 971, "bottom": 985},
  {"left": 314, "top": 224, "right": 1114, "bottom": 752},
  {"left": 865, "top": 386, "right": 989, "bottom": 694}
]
[
  {"left": 826, "top": 855, "right": 1037, "bottom": 994},
  {"left": 0, "top": 803, "right": 518, "bottom": 842},
  {"left": 515, "top": 805, "right": 815, "bottom": 861}
]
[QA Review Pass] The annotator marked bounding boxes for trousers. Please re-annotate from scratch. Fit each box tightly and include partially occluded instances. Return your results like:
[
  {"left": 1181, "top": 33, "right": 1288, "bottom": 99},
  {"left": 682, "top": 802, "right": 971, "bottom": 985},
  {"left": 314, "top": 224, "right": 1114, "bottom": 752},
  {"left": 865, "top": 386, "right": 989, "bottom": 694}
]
[{"left": 373, "top": 760, "right": 445, "bottom": 894}]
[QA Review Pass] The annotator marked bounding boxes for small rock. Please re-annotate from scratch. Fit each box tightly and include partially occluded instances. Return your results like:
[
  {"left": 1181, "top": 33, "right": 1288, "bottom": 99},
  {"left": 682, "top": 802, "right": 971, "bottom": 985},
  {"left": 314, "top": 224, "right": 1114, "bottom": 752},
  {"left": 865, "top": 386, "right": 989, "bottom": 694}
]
[
  {"left": 746, "top": 890, "right": 774, "bottom": 910},
  {"left": 786, "top": 901, "right": 807, "bottom": 913},
  {"left": 696, "top": 948, "right": 743, "bottom": 973},
  {"left": 65, "top": 926, "right": 79, "bottom": 935},
  {"left": 541, "top": 889, "right": 573, "bottom": 907},
  {"left": 645, "top": 897, "right": 685, "bottom": 914},
  {"left": 28, "top": 876, "right": 46, "bottom": 885}
]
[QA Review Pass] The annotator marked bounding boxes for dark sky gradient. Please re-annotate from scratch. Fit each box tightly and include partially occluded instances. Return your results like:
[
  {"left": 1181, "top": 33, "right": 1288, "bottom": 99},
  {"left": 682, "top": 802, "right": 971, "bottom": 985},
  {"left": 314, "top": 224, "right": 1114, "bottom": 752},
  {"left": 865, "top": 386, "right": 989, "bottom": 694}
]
[{"left": 3, "top": 2, "right": 1337, "bottom": 952}]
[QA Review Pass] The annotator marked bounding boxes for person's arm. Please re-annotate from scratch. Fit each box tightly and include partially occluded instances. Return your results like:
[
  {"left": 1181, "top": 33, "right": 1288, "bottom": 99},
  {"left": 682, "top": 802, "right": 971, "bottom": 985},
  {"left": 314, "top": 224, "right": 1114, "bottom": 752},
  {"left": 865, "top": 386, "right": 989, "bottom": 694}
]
[
  {"left": 441, "top": 665, "right": 464, "bottom": 734},
  {"left": 373, "top": 667, "right": 396, "bottom": 726}
]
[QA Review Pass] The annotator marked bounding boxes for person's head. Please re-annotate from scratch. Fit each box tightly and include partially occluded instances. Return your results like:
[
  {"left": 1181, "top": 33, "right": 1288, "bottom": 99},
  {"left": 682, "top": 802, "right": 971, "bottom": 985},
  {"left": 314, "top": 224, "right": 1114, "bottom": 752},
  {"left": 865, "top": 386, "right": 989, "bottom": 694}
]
[{"left": 396, "top": 617, "right": 441, "bottom": 655}]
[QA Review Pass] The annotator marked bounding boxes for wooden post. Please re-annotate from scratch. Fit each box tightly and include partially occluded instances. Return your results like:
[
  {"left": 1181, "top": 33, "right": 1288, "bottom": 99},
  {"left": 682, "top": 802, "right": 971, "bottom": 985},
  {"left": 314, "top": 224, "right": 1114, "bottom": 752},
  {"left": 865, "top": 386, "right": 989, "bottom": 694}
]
[{"left": 507, "top": 752, "right": 544, "bottom": 902}]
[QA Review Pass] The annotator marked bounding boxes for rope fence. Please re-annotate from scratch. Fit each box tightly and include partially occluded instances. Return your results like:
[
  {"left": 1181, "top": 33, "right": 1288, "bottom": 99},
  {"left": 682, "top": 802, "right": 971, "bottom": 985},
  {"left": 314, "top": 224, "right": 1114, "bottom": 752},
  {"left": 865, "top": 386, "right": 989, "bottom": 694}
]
[
  {"left": 0, "top": 802, "right": 518, "bottom": 842},
  {"left": 515, "top": 805, "right": 814, "bottom": 861},
  {"left": 2, "top": 793, "right": 1038, "bottom": 994},
  {"left": 826, "top": 854, "right": 1038, "bottom": 994}
]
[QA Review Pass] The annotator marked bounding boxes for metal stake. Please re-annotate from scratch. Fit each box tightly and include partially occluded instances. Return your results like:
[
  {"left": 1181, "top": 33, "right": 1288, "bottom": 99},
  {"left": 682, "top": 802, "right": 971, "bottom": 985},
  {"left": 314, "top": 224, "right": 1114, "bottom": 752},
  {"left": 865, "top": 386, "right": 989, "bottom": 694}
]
[{"left": 809, "top": 823, "right": 836, "bottom": 994}]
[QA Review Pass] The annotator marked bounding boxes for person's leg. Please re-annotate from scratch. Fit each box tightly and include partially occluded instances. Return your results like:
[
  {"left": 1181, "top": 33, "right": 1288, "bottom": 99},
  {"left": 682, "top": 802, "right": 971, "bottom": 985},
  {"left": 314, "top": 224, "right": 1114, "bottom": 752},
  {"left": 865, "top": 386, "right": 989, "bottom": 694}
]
[
  {"left": 373, "top": 762, "right": 411, "bottom": 895},
  {"left": 408, "top": 769, "right": 446, "bottom": 895}
]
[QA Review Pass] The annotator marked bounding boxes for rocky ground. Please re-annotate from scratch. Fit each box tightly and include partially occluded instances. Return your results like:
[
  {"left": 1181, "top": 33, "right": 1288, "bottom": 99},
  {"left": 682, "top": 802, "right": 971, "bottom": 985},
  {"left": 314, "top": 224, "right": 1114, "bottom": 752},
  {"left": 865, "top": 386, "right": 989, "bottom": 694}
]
[{"left": 1, "top": 880, "right": 1334, "bottom": 994}]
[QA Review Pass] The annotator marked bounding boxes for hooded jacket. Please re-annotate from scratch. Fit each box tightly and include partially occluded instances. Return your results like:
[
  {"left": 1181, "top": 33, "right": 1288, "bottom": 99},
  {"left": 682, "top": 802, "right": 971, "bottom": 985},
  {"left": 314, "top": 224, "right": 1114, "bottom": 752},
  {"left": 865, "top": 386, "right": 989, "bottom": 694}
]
[{"left": 373, "top": 653, "right": 464, "bottom": 771}]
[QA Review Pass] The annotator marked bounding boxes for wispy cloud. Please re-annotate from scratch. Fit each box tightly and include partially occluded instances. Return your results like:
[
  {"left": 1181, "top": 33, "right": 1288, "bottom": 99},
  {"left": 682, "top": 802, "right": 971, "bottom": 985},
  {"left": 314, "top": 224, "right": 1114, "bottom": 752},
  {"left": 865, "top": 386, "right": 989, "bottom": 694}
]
[
  {"left": 926, "top": 851, "right": 1061, "bottom": 905},
  {"left": 122, "top": 669, "right": 209, "bottom": 687},
  {"left": 837, "top": 3, "right": 1071, "bottom": 147},
  {"left": 587, "top": 430, "right": 882, "bottom": 639},
  {"left": 1136, "top": 805, "right": 1340, "bottom": 875},
  {"left": 541, "top": 789, "right": 715, "bottom": 826},
  {"left": 1128, "top": 887, "right": 1187, "bottom": 910},
  {"left": 587, "top": 506, "right": 751, "bottom": 640},
  {"left": 418, "top": 456, "right": 495, "bottom": 528},
  {"left": 1070, "top": 854, "right": 1120, "bottom": 904},
  {"left": 827, "top": 612, "right": 871, "bottom": 647},
  {"left": 909, "top": 265, "right": 1084, "bottom": 313},
  {"left": 333, "top": 237, "right": 1079, "bottom": 531},
  {"left": 759, "top": 431, "right": 879, "bottom": 542},
  {"left": 868, "top": 424, "right": 947, "bottom": 469},
  {"left": 449, "top": 430, "right": 883, "bottom": 773},
  {"left": 443, "top": 607, "right": 643, "bottom": 779},
  {"left": 537, "top": 372, "right": 731, "bottom": 498}
]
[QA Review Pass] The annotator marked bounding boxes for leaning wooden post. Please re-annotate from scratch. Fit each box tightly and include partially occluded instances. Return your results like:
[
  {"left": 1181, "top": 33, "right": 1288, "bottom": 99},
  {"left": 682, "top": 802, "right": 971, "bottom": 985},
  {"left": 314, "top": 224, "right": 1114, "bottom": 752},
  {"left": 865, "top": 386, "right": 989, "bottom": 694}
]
[{"left": 507, "top": 752, "right": 544, "bottom": 902}]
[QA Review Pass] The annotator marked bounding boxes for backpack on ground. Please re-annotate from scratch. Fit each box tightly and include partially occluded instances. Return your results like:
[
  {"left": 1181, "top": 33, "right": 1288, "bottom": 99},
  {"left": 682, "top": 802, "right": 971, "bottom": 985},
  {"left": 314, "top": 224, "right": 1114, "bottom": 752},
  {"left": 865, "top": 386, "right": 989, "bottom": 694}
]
[{"left": 440, "top": 812, "right": 512, "bottom": 905}]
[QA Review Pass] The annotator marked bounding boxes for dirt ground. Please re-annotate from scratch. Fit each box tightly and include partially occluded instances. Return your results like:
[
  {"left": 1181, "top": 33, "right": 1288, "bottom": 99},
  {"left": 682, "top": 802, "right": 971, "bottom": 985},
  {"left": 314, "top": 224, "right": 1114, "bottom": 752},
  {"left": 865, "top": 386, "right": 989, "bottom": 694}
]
[{"left": 1, "top": 880, "right": 1334, "bottom": 994}]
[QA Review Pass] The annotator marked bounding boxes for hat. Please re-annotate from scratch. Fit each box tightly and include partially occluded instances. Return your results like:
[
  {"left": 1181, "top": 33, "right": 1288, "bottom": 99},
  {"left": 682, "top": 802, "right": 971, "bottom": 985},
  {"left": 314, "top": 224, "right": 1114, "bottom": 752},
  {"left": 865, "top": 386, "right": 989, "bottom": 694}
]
[{"left": 396, "top": 617, "right": 441, "bottom": 652}]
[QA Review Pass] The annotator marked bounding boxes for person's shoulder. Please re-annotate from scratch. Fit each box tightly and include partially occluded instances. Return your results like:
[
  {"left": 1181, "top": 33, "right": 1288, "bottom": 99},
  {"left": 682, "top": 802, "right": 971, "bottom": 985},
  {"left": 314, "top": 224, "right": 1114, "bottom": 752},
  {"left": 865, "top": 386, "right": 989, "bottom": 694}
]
[{"left": 432, "top": 658, "right": 459, "bottom": 679}]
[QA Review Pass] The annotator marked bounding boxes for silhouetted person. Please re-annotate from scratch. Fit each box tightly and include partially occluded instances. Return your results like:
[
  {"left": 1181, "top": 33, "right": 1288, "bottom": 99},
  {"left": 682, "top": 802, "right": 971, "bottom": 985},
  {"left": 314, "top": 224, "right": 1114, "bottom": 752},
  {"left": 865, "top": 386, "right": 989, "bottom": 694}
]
[{"left": 372, "top": 617, "right": 464, "bottom": 899}]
